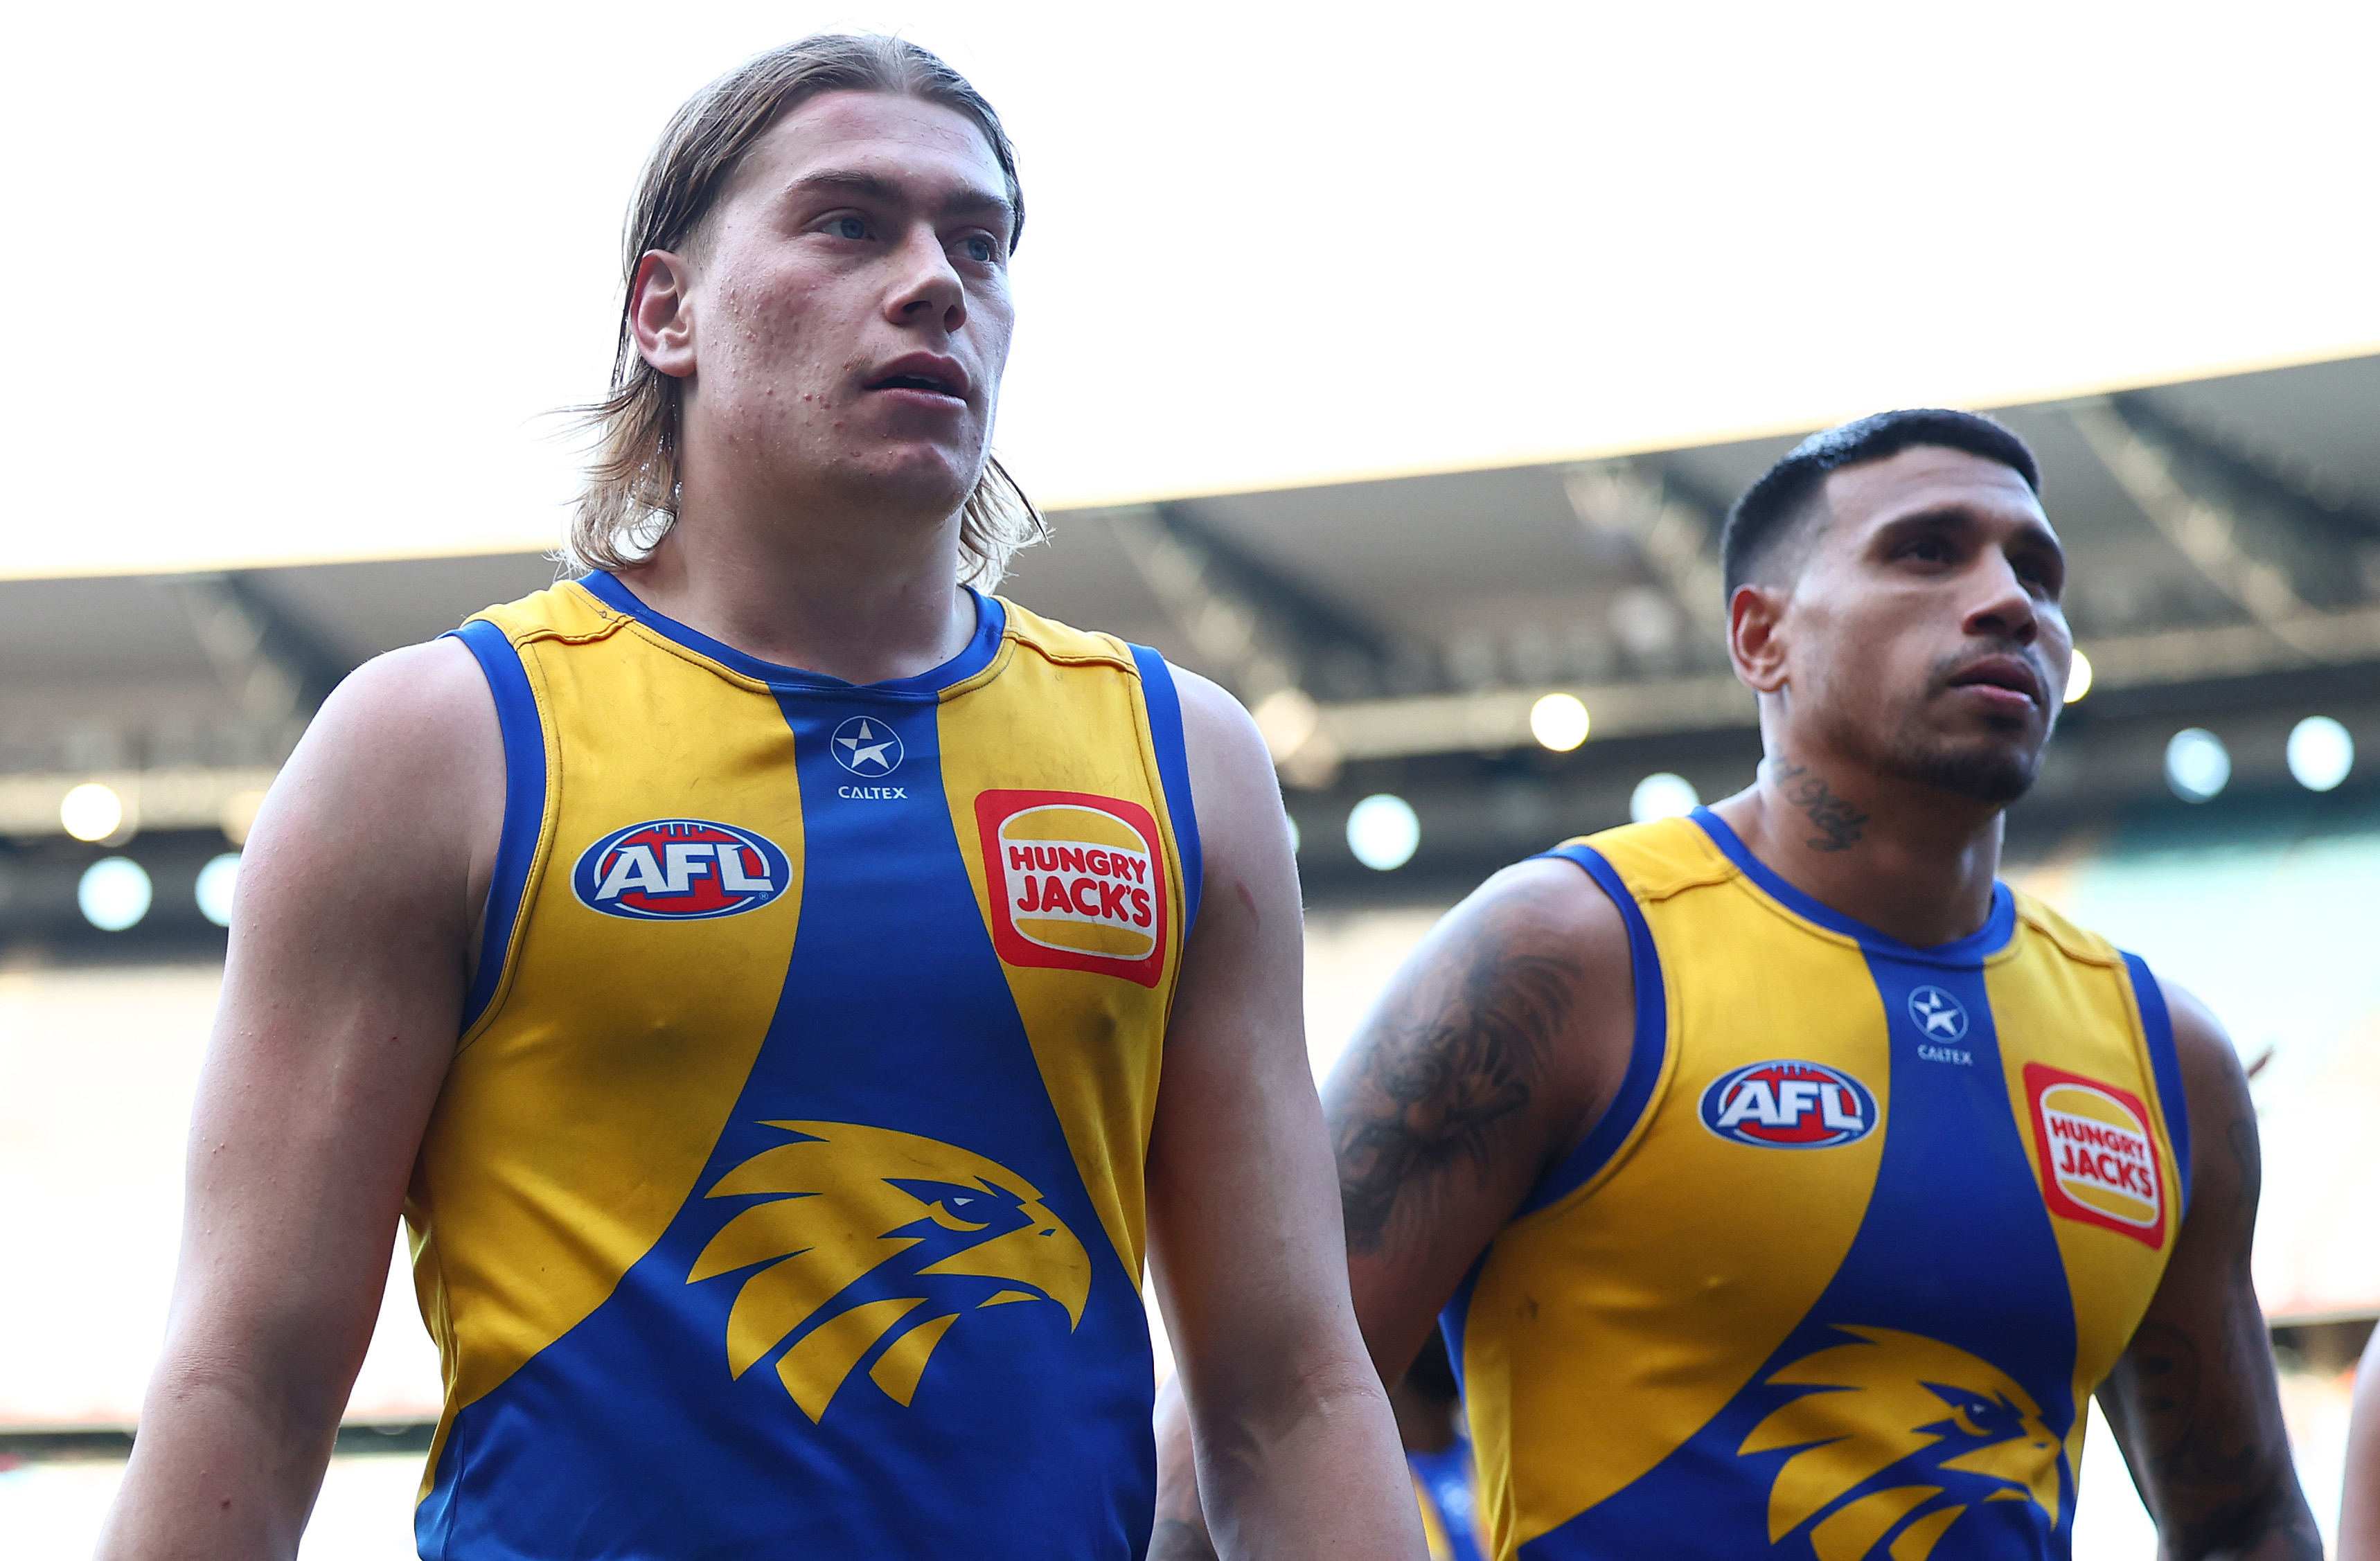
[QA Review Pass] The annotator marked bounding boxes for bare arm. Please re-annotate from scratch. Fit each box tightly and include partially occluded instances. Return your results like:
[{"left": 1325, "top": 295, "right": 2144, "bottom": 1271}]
[
  {"left": 2095, "top": 979, "right": 2320, "bottom": 1561},
  {"left": 1142, "top": 671, "right": 1424, "bottom": 1561},
  {"left": 2340, "top": 1324, "right": 2380, "bottom": 1560},
  {"left": 1329, "top": 860, "right": 1633, "bottom": 1382},
  {"left": 1152, "top": 850, "right": 1633, "bottom": 1557},
  {"left": 96, "top": 639, "right": 502, "bottom": 1560}
]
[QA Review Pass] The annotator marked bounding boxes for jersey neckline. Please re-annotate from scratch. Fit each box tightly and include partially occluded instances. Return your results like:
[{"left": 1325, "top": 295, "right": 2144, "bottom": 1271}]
[
  {"left": 576, "top": 572, "right": 1007, "bottom": 696},
  {"left": 1689, "top": 806, "right": 2017, "bottom": 966}
]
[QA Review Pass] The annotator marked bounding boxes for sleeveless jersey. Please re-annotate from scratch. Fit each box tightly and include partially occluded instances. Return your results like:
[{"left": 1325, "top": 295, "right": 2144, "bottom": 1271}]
[
  {"left": 1446, "top": 810, "right": 2190, "bottom": 1561},
  {"left": 407, "top": 574, "right": 1200, "bottom": 1558}
]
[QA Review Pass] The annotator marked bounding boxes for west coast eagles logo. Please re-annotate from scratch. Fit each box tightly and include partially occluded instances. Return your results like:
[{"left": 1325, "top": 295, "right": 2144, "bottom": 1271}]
[
  {"left": 687, "top": 1122, "right": 1091, "bottom": 1422},
  {"left": 1741, "top": 1326, "right": 2063, "bottom": 1561}
]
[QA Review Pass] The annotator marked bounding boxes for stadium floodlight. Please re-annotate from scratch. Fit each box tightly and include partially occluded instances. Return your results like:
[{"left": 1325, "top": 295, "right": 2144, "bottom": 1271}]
[
  {"left": 197, "top": 853, "right": 242, "bottom": 927},
  {"left": 1631, "top": 773, "right": 1700, "bottom": 823},
  {"left": 1346, "top": 794, "right": 1420, "bottom": 871},
  {"left": 2063, "top": 649, "right": 2093, "bottom": 704},
  {"left": 2286, "top": 716, "right": 2354, "bottom": 792},
  {"left": 2164, "top": 729, "right": 2230, "bottom": 803},
  {"left": 61, "top": 783, "right": 125, "bottom": 842},
  {"left": 1529, "top": 693, "right": 1591, "bottom": 752},
  {"left": 78, "top": 857, "right": 153, "bottom": 931}
]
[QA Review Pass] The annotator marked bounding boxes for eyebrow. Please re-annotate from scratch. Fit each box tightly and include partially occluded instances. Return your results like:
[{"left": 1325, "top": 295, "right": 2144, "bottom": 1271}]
[
  {"left": 1875, "top": 506, "right": 2067, "bottom": 571},
  {"left": 788, "top": 168, "right": 1016, "bottom": 231}
]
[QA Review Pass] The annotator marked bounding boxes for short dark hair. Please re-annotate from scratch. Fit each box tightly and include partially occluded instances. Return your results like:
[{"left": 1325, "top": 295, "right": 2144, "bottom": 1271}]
[{"left": 1719, "top": 409, "right": 2041, "bottom": 596}]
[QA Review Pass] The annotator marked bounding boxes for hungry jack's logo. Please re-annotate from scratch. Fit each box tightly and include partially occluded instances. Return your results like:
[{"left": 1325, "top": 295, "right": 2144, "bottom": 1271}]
[
  {"left": 2023, "top": 1063, "right": 2167, "bottom": 1248},
  {"left": 976, "top": 790, "right": 1168, "bottom": 988}
]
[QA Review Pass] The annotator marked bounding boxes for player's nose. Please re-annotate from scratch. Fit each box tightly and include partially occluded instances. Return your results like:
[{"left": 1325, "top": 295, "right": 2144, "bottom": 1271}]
[
  {"left": 885, "top": 224, "right": 967, "bottom": 337},
  {"left": 1962, "top": 549, "right": 2039, "bottom": 646}
]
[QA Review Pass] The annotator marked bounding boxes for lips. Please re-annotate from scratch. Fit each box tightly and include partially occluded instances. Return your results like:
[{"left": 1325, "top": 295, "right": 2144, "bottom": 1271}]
[
  {"left": 863, "top": 353, "right": 970, "bottom": 402},
  {"left": 1944, "top": 654, "right": 2045, "bottom": 707}
]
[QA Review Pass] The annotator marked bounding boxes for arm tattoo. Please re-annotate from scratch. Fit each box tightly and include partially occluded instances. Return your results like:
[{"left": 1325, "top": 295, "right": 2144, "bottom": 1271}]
[
  {"left": 1768, "top": 761, "right": 1868, "bottom": 852},
  {"left": 2100, "top": 1086, "right": 2319, "bottom": 1559},
  {"left": 1332, "top": 925, "right": 1578, "bottom": 1256}
]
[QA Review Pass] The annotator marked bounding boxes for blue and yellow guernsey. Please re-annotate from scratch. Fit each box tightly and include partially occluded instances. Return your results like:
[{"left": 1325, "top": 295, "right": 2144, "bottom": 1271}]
[
  {"left": 410, "top": 574, "right": 1200, "bottom": 1558},
  {"left": 1448, "top": 811, "right": 2190, "bottom": 1561}
]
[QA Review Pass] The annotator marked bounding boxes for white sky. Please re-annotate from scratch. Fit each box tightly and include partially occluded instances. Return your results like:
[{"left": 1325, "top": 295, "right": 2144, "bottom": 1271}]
[{"left": 6, "top": 1, "right": 2375, "bottom": 579}]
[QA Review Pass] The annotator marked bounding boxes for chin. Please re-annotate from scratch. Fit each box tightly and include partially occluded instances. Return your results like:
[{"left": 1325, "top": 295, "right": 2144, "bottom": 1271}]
[{"left": 1885, "top": 740, "right": 2041, "bottom": 807}]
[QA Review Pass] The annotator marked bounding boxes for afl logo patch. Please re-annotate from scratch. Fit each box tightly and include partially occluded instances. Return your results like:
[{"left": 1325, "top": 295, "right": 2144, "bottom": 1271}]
[
  {"left": 976, "top": 790, "right": 1166, "bottom": 988},
  {"left": 1700, "top": 1060, "right": 1879, "bottom": 1149},
  {"left": 572, "top": 819, "right": 790, "bottom": 921},
  {"left": 2024, "top": 1062, "right": 2166, "bottom": 1248}
]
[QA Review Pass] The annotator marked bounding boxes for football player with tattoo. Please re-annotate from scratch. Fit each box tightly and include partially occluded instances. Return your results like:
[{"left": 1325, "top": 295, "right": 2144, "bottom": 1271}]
[
  {"left": 1157, "top": 409, "right": 2318, "bottom": 1560},
  {"left": 98, "top": 35, "right": 1418, "bottom": 1561}
]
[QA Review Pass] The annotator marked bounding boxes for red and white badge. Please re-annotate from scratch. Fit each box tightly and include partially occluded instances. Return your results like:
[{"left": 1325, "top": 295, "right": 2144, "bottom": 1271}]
[
  {"left": 2024, "top": 1062, "right": 2167, "bottom": 1249},
  {"left": 976, "top": 790, "right": 1168, "bottom": 988}
]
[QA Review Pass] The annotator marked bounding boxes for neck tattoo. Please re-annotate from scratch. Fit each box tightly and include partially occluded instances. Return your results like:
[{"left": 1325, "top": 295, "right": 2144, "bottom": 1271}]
[{"left": 1770, "top": 761, "right": 1868, "bottom": 852}]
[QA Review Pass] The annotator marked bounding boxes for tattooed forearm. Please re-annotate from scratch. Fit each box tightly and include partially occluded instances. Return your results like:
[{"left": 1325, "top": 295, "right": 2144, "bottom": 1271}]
[
  {"left": 2105, "top": 1317, "right": 2319, "bottom": 1558},
  {"left": 1331, "top": 926, "right": 1578, "bottom": 1256},
  {"left": 1768, "top": 761, "right": 1869, "bottom": 851}
]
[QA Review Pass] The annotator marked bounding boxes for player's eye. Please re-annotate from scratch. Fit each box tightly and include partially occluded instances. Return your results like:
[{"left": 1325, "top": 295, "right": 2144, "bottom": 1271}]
[
  {"left": 822, "top": 214, "right": 871, "bottom": 241},
  {"left": 957, "top": 233, "right": 1001, "bottom": 265}
]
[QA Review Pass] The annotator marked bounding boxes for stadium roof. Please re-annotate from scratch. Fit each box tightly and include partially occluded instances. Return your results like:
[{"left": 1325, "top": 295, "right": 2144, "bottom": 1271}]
[{"left": 4, "top": 348, "right": 2376, "bottom": 898}]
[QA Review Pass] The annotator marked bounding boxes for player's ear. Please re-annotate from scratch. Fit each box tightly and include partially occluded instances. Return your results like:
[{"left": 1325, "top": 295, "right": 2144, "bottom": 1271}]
[
  {"left": 630, "top": 250, "right": 698, "bottom": 379},
  {"left": 1729, "top": 581, "right": 1791, "bottom": 695}
]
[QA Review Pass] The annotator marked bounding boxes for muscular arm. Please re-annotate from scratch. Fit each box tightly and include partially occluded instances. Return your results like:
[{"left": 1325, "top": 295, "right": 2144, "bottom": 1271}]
[
  {"left": 96, "top": 639, "right": 501, "bottom": 1560},
  {"left": 1142, "top": 672, "right": 1423, "bottom": 1561},
  {"left": 2095, "top": 979, "right": 2320, "bottom": 1561},
  {"left": 1152, "top": 849, "right": 1633, "bottom": 1556},
  {"left": 1331, "top": 859, "right": 1635, "bottom": 1381}
]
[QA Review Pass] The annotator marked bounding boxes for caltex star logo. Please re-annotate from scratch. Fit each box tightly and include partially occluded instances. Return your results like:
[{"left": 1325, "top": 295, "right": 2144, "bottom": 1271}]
[
  {"left": 831, "top": 715, "right": 903, "bottom": 776},
  {"left": 1906, "top": 985, "right": 1969, "bottom": 1041}
]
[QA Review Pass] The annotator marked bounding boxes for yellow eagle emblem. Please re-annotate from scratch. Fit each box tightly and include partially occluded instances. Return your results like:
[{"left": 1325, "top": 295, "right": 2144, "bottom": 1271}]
[
  {"left": 1741, "top": 1326, "right": 2063, "bottom": 1561},
  {"left": 687, "top": 1121, "right": 1092, "bottom": 1422}
]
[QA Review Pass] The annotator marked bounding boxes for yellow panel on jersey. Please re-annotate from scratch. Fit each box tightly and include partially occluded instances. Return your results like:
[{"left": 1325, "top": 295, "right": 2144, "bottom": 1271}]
[
  {"left": 414, "top": 576, "right": 1202, "bottom": 1559},
  {"left": 1448, "top": 811, "right": 2187, "bottom": 1561}
]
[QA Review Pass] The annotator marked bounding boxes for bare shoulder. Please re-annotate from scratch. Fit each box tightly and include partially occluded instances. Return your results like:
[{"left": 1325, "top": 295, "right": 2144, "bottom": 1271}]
[
  {"left": 1168, "top": 666, "right": 1272, "bottom": 798},
  {"left": 241, "top": 635, "right": 504, "bottom": 940},
  {"left": 2150, "top": 972, "right": 2258, "bottom": 1213},
  {"left": 1398, "top": 853, "right": 1636, "bottom": 1012},
  {"left": 1326, "top": 851, "right": 1637, "bottom": 1262}
]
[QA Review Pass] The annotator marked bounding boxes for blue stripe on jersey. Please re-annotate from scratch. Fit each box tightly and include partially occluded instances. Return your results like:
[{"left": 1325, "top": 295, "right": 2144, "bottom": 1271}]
[
  {"left": 1516, "top": 845, "right": 1669, "bottom": 1215},
  {"left": 1692, "top": 808, "right": 2018, "bottom": 963},
  {"left": 1126, "top": 644, "right": 1202, "bottom": 938},
  {"left": 447, "top": 620, "right": 545, "bottom": 1037},
  {"left": 418, "top": 659, "right": 1154, "bottom": 1556},
  {"left": 2123, "top": 952, "right": 2191, "bottom": 1220},
  {"left": 1523, "top": 884, "right": 2079, "bottom": 1560},
  {"left": 575, "top": 572, "right": 1007, "bottom": 693}
]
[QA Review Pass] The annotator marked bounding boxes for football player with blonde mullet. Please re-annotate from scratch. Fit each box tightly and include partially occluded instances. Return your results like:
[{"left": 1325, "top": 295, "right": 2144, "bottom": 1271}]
[
  {"left": 100, "top": 35, "right": 1421, "bottom": 1561},
  {"left": 1157, "top": 411, "right": 2317, "bottom": 1561}
]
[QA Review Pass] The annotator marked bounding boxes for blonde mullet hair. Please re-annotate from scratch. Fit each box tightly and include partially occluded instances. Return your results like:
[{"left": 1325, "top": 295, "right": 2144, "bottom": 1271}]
[{"left": 565, "top": 34, "right": 1045, "bottom": 588}]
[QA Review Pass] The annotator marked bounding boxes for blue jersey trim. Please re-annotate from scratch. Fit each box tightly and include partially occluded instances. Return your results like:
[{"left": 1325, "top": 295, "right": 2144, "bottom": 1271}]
[
  {"left": 2123, "top": 951, "right": 2192, "bottom": 1221},
  {"left": 577, "top": 572, "right": 1007, "bottom": 697},
  {"left": 1691, "top": 807, "right": 2016, "bottom": 966},
  {"left": 447, "top": 619, "right": 546, "bottom": 1037},
  {"left": 1516, "top": 844, "right": 1668, "bottom": 1215},
  {"left": 1128, "top": 644, "right": 1202, "bottom": 938}
]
